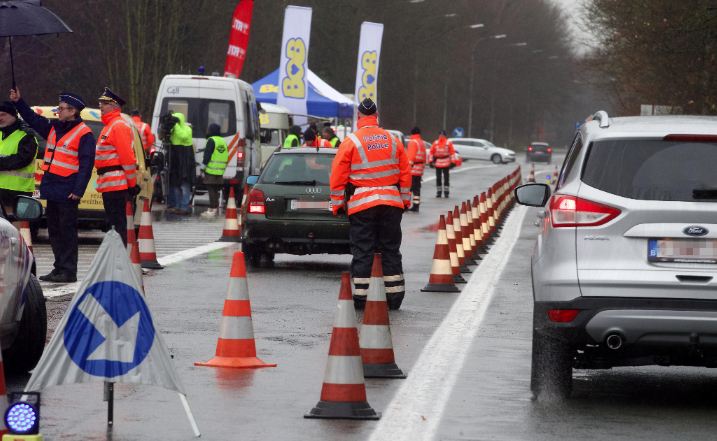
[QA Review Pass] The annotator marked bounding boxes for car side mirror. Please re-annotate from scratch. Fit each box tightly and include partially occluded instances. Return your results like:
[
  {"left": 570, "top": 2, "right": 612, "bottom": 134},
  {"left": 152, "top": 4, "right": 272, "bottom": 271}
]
[
  {"left": 246, "top": 175, "right": 259, "bottom": 186},
  {"left": 13, "top": 196, "right": 43, "bottom": 221},
  {"left": 515, "top": 183, "right": 551, "bottom": 207}
]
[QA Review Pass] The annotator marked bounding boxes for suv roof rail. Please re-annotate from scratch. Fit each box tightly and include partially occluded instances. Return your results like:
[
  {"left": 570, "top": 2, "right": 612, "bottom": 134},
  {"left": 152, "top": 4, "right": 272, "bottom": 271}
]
[{"left": 585, "top": 110, "right": 610, "bottom": 128}]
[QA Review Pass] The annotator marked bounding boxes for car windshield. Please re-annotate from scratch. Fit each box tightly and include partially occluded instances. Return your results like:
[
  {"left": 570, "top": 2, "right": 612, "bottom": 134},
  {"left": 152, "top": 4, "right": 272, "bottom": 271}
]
[
  {"left": 260, "top": 153, "right": 334, "bottom": 185},
  {"left": 582, "top": 139, "right": 717, "bottom": 202}
]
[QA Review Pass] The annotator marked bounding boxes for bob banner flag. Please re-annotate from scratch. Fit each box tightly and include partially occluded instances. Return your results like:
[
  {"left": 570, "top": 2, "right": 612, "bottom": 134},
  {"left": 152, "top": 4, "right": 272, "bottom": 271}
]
[
  {"left": 354, "top": 22, "right": 384, "bottom": 131},
  {"left": 224, "top": 0, "right": 254, "bottom": 78},
  {"left": 277, "top": 5, "right": 312, "bottom": 127}
]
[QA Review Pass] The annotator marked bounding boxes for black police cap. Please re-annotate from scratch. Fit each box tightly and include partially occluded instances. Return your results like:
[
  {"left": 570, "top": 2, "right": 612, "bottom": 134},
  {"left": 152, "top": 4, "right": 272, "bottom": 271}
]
[{"left": 358, "top": 98, "right": 377, "bottom": 116}]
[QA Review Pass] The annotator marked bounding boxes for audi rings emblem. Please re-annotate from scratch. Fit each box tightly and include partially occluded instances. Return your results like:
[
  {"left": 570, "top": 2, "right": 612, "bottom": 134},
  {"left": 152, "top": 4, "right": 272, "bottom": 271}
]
[{"left": 305, "top": 187, "right": 322, "bottom": 194}]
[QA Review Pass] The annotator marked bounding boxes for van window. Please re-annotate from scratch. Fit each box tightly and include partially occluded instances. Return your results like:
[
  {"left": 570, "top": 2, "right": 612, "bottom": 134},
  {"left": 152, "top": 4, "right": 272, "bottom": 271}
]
[{"left": 161, "top": 98, "right": 236, "bottom": 138}]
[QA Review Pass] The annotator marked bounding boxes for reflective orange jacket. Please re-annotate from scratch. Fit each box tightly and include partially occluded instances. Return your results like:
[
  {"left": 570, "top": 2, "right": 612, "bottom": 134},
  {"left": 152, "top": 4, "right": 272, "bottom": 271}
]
[
  {"left": 42, "top": 123, "right": 92, "bottom": 177},
  {"left": 95, "top": 110, "right": 137, "bottom": 193},
  {"left": 406, "top": 134, "right": 426, "bottom": 176},
  {"left": 330, "top": 115, "right": 412, "bottom": 215},
  {"left": 428, "top": 137, "right": 456, "bottom": 168},
  {"left": 132, "top": 116, "right": 155, "bottom": 151}
]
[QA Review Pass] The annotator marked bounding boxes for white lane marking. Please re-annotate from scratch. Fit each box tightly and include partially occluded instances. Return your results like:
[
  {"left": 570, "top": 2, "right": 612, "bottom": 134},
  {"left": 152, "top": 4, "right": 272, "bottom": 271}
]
[
  {"left": 422, "top": 165, "right": 497, "bottom": 183},
  {"left": 368, "top": 205, "right": 527, "bottom": 441},
  {"left": 42, "top": 242, "right": 235, "bottom": 298}
]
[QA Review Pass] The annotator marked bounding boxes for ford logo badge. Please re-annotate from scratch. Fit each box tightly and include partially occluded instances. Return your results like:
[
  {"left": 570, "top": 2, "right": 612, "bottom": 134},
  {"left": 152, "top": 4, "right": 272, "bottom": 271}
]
[
  {"left": 305, "top": 187, "right": 322, "bottom": 194},
  {"left": 683, "top": 226, "right": 709, "bottom": 237}
]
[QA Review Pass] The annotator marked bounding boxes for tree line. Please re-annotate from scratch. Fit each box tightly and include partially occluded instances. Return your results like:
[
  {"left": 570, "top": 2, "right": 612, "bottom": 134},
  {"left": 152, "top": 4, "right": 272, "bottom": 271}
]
[{"left": 3, "top": 0, "right": 577, "bottom": 148}]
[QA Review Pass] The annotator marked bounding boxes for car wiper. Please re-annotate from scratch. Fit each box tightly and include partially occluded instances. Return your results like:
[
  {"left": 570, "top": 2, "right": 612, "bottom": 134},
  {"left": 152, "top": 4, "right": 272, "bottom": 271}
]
[
  {"left": 273, "top": 180, "right": 317, "bottom": 185},
  {"left": 693, "top": 188, "right": 717, "bottom": 199}
]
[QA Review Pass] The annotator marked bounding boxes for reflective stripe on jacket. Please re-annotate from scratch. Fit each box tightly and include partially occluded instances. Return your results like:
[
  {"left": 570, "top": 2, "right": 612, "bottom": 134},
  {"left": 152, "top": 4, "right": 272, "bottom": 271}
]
[
  {"left": 330, "top": 115, "right": 412, "bottom": 215},
  {"left": 95, "top": 110, "right": 137, "bottom": 193},
  {"left": 0, "top": 129, "right": 35, "bottom": 192},
  {"left": 132, "top": 116, "right": 155, "bottom": 151},
  {"left": 406, "top": 134, "right": 426, "bottom": 176},
  {"left": 428, "top": 138, "right": 456, "bottom": 168},
  {"left": 42, "top": 123, "right": 91, "bottom": 177},
  {"left": 205, "top": 136, "right": 228, "bottom": 176}
]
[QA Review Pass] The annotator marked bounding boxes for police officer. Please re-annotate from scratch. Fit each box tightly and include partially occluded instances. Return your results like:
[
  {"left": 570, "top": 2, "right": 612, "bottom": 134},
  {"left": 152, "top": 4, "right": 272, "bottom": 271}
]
[
  {"left": 406, "top": 126, "right": 426, "bottom": 211},
  {"left": 131, "top": 109, "right": 155, "bottom": 153},
  {"left": 11, "top": 88, "right": 95, "bottom": 283},
  {"left": 201, "top": 123, "right": 227, "bottom": 216},
  {"left": 97, "top": 88, "right": 140, "bottom": 246},
  {"left": 330, "top": 98, "right": 412, "bottom": 310},
  {"left": 428, "top": 130, "right": 456, "bottom": 198},
  {"left": 283, "top": 125, "right": 301, "bottom": 148},
  {"left": 0, "top": 101, "right": 37, "bottom": 212}
]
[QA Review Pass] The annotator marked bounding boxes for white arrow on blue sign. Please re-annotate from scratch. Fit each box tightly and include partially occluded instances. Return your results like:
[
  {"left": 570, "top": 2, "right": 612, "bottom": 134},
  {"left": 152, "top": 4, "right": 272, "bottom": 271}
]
[{"left": 453, "top": 127, "right": 464, "bottom": 138}]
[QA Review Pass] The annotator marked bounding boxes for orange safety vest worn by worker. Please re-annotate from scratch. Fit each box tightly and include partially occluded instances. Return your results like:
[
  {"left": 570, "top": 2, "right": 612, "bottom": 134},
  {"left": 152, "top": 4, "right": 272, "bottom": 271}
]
[
  {"left": 95, "top": 109, "right": 137, "bottom": 193},
  {"left": 330, "top": 115, "right": 412, "bottom": 215},
  {"left": 406, "top": 134, "right": 426, "bottom": 176},
  {"left": 428, "top": 138, "right": 456, "bottom": 168},
  {"left": 303, "top": 138, "right": 332, "bottom": 148},
  {"left": 42, "top": 123, "right": 92, "bottom": 177},
  {"left": 131, "top": 115, "right": 155, "bottom": 151}
]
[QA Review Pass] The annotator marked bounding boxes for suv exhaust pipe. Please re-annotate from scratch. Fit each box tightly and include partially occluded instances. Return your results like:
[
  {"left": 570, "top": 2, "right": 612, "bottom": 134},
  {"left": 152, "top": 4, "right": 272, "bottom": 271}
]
[{"left": 606, "top": 333, "right": 623, "bottom": 350}]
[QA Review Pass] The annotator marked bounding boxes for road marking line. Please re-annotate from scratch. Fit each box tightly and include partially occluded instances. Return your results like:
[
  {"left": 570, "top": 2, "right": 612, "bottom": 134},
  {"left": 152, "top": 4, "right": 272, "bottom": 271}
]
[
  {"left": 42, "top": 242, "right": 236, "bottom": 298},
  {"left": 422, "top": 165, "right": 497, "bottom": 183},
  {"left": 368, "top": 204, "right": 527, "bottom": 441}
]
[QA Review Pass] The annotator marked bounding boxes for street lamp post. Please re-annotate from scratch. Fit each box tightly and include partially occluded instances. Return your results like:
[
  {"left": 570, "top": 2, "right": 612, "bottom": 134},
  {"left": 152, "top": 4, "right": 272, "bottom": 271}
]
[{"left": 468, "top": 33, "right": 506, "bottom": 138}]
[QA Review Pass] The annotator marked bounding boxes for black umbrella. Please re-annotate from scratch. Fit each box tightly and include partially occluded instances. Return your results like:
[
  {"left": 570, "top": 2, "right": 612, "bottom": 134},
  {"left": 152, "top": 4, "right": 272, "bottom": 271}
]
[{"left": 0, "top": 0, "right": 72, "bottom": 89}]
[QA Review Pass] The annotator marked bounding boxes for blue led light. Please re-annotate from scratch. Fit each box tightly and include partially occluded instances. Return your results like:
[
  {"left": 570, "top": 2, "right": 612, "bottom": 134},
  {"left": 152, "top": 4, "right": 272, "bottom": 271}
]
[{"left": 5, "top": 402, "right": 37, "bottom": 434}]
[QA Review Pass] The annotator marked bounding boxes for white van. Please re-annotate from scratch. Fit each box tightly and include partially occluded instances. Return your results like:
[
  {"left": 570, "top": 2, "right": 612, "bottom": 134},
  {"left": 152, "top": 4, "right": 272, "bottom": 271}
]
[
  {"left": 151, "top": 75, "right": 261, "bottom": 192},
  {"left": 257, "top": 102, "right": 290, "bottom": 166}
]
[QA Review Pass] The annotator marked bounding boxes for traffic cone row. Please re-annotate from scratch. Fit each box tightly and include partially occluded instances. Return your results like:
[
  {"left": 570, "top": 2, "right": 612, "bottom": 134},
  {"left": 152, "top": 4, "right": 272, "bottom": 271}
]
[
  {"left": 138, "top": 198, "right": 163, "bottom": 269},
  {"left": 423, "top": 167, "right": 521, "bottom": 292},
  {"left": 218, "top": 187, "right": 241, "bottom": 242}
]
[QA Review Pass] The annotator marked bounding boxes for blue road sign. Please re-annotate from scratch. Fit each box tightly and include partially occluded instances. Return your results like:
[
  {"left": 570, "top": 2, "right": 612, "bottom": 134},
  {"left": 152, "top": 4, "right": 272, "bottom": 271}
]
[
  {"left": 575, "top": 121, "right": 581, "bottom": 131},
  {"left": 64, "top": 281, "right": 155, "bottom": 377},
  {"left": 453, "top": 127, "right": 465, "bottom": 138}
]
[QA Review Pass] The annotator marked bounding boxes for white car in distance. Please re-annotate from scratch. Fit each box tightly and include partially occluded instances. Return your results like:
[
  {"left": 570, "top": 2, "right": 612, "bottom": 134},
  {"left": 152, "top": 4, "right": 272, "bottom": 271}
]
[{"left": 449, "top": 138, "right": 516, "bottom": 164}]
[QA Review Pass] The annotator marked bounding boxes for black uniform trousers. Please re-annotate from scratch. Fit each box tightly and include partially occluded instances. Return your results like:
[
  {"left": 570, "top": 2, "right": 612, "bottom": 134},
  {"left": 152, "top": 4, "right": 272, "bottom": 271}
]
[
  {"left": 435, "top": 167, "right": 450, "bottom": 197},
  {"left": 410, "top": 175, "right": 422, "bottom": 208},
  {"left": 349, "top": 204, "right": 405, "bottom": 304},
  {"left": 46, "top": 200, "right": 79, "bottom": 275},
  {"left": 102, "top": 190, "right": 128, "bottom": 246}
]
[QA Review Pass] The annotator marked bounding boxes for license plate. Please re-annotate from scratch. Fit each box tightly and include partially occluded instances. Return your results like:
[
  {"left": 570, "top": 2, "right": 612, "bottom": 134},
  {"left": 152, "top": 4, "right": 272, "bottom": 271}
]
[
  {"left": 648, "top": 238, "right": 717, "bottom": 264},
  {"left": 290, "top": 199, "right": 330, "bottom": 211}
]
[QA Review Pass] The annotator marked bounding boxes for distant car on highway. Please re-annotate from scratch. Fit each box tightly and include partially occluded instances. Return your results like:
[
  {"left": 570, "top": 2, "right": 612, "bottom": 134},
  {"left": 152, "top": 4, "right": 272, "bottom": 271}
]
[
  {"left": 526, "top": 142, "right": 552, "bottom": 163},
  {"left": 0, "top": 197, "right": 46, "bottom": 373},
  {"left": 516, "top": 111, "right": 717, "bottom": 398},
  {"left": 449, "top": 138, "right": 515, "bottom": 164},
  {"left": 241, "top": 147, "right": 350, "bottom": 265}
]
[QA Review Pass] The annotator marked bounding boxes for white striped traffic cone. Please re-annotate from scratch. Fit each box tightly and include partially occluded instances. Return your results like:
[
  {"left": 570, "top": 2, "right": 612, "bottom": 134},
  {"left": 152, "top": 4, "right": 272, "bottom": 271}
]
[
  {"left": 126, "top": 201, "right": 136, "bottom": 253},
  {"left": 130, "top": 240, "right": 144, "bottom": 295},
  {"left": 479, "top": 192, "right": 490, "bottom": 246},
  {"left": 138, "top": 198, "right": 163, "bottom": 269},
  {"left": 528, "top": 163, "right": 535, "bottom": 182},
  {"left": 445, "top": 211, "right": 467, "bottom": 284},
  {"left": 552, "top": 165, "right": 558, "bottom": 185},
  {"left": 20, "top": 221, "right": 32, "bottom": 255},
  {"left": 195, "top": 251, "right": 276, "bottom": 368},
  {"left": 360, "top": 254, "right": 406, "bottom": 378},
  {"left": 462, "top": 202, "right": 480, "bottom": 263},
  {"left": 218, "top": 187, "right": 241, "bottom": 242},
  {"left": 240, "top": 183, "right": 250, "bottom": 207},
  {"left": 472, "top": 196, "right": 487, "bottom": 256},
  {"left": 423, "top": 215, "right": 462, "bottom": 291},
  {"left": 305, "top": 272, "right": 380, "bottom": 420},
  {"left": 455, "top": 206, "right": 477, "bottom": 266},
  {"left": 450, "top": 208, "right": 472, "bottom": 274}
]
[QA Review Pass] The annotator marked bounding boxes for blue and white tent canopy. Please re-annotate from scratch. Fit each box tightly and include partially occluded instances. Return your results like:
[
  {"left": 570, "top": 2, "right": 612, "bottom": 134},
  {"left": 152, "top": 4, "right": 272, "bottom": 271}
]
[{"left": 252, "top": 68, "right": 354, "bottom": 119}]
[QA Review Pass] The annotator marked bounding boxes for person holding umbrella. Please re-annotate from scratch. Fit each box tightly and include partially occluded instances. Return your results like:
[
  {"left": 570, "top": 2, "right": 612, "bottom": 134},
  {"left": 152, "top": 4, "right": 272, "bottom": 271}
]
[{"left": 11, "top": 87, "right": 95, "bottom": 283}]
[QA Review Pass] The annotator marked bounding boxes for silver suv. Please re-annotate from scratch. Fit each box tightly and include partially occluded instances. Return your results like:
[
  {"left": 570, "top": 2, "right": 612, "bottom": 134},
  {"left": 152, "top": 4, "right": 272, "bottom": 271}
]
[{"left": 516, "top": 111, "right": 717, "bottom": 398}]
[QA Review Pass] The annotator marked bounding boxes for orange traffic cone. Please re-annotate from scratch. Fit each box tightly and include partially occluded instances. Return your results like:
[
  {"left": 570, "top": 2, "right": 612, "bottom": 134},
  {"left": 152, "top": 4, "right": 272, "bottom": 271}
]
[
  {"left": 0, "top": 351, "right": 8, "bottom": 437},
  {"left": 479, "top": 192, "right": 492, "bottom": 247},
  {"left": 138, "top": 198, "right": 163, "bottom": 269},
  {"left": 130, "top": 240, "right": 144, "bottom": 295},
  {"left": 305, "top": 272, "right": 380, "bottom": 420},
  {"left": 528, "top": 163, "right": 535, "bottom": 182},
  {"left": 196, "top": 251, "right": 276, "bottom": 369},
  {"left": 218, "top": 187, "right": 241, "bottom": 242},
  {"left": 438, "top": 212, "right": 465, "bottom": 286},
  {"left": 20, "top": 221, "right": 32, "bottom": 255},
  {"left": 360, "top": 254, "right": 406, "bottom": 378},
  {"left": 462, "top": 202, "right": 480, "bottom": 263},
  {"left": 456, "top": 206, "right": 477, "bottom": 266},
  {"left": 240, "top": 183, "right": 250, "bottom": 207},
  {"left": 552, "top": 165, "right": 558, "bottom": 185},
  {"left": 126, "top": 201, "right": 136, "bottom": 253},
  {"left": 421, "top": 215, "right": 460, "bottom": 292},
  {"left": 471, "top": 196, "right": 487, "bottom": 256},
  {"left": 449, "top": 209, "right": 472, "bottom": 274}
]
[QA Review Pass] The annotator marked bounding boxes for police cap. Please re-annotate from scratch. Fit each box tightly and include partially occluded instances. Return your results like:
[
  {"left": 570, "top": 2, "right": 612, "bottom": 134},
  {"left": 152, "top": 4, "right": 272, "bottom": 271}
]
[
  {"left": 358, "top": 98, "right": 377, "bottom": 116},
  {"left": 99, "top": 87, "right": 126, "bottom": 107},
  {"left": 59, "top": 93, "right": 86, "bottom": 111}
]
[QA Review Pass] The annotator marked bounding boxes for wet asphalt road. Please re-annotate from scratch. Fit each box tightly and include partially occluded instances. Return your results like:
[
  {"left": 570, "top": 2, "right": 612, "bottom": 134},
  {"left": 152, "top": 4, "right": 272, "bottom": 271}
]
[{"left": 14, "top": 153, "right": 717, "bottom": 440}]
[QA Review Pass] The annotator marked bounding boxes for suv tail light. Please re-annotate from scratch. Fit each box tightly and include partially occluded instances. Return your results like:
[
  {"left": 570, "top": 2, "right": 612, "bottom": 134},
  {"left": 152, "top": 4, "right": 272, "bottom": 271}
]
[
  {"left": 547, "top": 148, "right": 552, "bottom": 152},
  {"left": 528, "top": 147, "right": 533, "bottom": 151},
  {"left": 248, "top": 189, "right": 265, "bottom": 214},
  {"left": 548, "top": 310, "right": 580, "bottom": 322},
  {"left": 549, "top": 195, "right": 621, "bottom": 227}
]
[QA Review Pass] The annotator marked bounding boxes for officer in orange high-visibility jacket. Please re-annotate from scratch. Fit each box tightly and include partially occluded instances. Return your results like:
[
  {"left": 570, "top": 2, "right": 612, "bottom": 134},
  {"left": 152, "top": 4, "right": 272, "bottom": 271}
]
[
  {"left": 131, "top": 108, "right": 155, "bottom": 152},
  {"left": 96, "top": 88, "right": 139, "bottom": 246},
  {"left": 406, "top": 126, "right": 426, "bottom": 212},
  {"left": 330, "top": 98, "right": 412, "bottom": 310},
  {"left": 428, "top": 129, "right": 456, "bottom": 198}
]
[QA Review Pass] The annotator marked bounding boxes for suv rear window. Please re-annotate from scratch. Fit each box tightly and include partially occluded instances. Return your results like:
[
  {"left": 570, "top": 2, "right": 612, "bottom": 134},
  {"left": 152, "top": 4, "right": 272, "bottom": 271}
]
[
  {"left": 582, "top": 139, "right": 717, "bottom": 202},
  {"left": 260, "top": 153, "right": 334, "bottom": 185}
]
